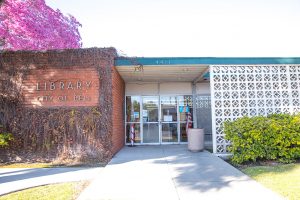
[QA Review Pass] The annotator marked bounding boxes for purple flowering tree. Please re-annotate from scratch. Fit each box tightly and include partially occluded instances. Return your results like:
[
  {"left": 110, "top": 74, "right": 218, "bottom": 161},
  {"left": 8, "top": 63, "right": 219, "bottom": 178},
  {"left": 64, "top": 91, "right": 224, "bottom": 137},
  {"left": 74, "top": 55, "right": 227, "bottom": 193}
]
[{"left": 0, "top": 0, "right": 82, "bottom": 50}]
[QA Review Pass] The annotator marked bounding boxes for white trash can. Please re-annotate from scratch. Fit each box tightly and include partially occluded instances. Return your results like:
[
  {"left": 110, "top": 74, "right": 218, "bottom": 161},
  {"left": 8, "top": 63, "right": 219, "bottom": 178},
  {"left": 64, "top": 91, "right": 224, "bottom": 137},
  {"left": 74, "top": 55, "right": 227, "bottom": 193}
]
[{"left": 188, "top": 128, "right": 204, "bottom": 152}]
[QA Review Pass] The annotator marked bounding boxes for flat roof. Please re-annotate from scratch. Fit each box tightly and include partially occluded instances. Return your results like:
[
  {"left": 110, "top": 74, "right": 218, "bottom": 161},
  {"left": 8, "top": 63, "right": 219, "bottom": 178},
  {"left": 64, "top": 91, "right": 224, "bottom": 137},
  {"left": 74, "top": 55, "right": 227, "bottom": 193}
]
[{"left": 115, "top": 57, "right": 300, "bottom": 66}]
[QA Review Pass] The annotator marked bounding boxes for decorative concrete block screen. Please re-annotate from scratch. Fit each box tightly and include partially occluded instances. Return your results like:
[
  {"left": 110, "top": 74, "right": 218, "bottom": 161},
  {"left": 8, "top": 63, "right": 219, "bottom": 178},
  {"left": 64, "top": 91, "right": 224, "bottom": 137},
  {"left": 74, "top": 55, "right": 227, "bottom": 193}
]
[
  {"left": 195, "top": 95, "right": 212, "bottom": 142},
  {"left": 210, "top": 65, "right": 300, "bottom": 154}
]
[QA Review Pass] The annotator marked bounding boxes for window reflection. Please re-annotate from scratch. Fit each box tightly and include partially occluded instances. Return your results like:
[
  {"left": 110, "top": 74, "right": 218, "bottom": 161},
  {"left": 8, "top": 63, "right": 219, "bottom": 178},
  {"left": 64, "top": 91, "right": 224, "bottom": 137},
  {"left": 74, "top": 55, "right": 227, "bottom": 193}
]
[
  {"left": 126, "top": 96, "right": 140, "bottom": 122},
  {"left": 142, "top": 97, "right": 158, "bottom": 122},
  {"left": 126, "top": 123, "right": 141, "bottom": 143},
  {"left": 143, "top": 123, "right": 159, "bottom": 143},
  {"left": 161, "top": 96, "right": 177, "bottom": 122},
  {"left": 178, "top": 95, "right": 193, "bottom": 122},
  {"left": 162, "top": 123, "right": 178, "bottom": 142},
  {"left": 125, "top": 95, "right": 194, "bottom": 144}
]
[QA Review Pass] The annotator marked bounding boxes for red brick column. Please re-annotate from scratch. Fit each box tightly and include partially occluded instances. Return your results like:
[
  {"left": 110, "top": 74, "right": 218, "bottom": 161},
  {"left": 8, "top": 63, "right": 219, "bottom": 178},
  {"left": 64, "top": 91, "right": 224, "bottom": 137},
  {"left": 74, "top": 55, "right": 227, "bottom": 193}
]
[{"left": 111, "top": 66, "right": 125, "bottom": 155}]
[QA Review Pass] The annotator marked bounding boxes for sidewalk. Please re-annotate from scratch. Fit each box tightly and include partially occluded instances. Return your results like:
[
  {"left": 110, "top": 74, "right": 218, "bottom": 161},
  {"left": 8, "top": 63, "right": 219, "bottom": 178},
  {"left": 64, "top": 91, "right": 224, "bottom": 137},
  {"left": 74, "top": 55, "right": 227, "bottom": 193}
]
[
  {"left": 0, "top": 167, "right": 103, "bottom": 195},
  {"left": 78, "top": 145, "right": 282, "bottom": 200}
]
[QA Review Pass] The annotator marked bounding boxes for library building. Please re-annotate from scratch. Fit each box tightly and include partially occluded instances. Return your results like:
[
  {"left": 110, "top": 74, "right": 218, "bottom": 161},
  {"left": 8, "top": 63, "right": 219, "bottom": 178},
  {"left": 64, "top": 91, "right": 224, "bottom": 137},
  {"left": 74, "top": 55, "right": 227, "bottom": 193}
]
[{"left": 1, "top": 48, "right": 300, "bottom": 159}]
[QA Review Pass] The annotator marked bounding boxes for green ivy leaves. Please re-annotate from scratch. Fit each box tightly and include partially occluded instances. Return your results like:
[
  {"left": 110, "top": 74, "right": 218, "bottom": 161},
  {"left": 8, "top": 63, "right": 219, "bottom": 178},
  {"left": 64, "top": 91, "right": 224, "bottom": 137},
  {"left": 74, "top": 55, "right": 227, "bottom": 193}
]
[{"left": 0, "top": 132, "right": 13, "bottom": 147}]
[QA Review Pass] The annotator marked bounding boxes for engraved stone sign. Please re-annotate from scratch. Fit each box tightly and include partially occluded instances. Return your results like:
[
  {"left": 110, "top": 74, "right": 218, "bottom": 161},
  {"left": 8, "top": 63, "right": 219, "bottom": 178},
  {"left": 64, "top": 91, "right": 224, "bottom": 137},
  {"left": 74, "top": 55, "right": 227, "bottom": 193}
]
[{"left": 22, "top": 68, "right": 99, "bottom": 107}]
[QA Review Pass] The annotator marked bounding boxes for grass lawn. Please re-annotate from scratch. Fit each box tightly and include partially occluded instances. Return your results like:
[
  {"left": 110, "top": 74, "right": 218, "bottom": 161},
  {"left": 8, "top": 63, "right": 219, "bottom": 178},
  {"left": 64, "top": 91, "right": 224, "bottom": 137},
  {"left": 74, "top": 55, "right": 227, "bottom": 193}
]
[
  {"left": 0, "top": 163, "right": 55, "bottom": 168},
  {"left": 242, "top": 163, "right": 300, "bottom": 200},
  {"left": 0, "top": 181, "right": 89, "bottom": 200}
]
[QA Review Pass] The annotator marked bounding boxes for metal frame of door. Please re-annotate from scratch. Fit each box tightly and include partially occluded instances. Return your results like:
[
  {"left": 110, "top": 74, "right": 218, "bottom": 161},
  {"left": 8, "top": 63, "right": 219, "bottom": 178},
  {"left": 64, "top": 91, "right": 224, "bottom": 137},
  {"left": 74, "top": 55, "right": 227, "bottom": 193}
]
[
  {"left": 125, "top": 95, "right": 191, "bottom": 145},
  {"left": 141, "top": 96, "right": 160, "bottom": 144},
  {"left": 160, "top": 95, "right": 179, "bottom": 144}
]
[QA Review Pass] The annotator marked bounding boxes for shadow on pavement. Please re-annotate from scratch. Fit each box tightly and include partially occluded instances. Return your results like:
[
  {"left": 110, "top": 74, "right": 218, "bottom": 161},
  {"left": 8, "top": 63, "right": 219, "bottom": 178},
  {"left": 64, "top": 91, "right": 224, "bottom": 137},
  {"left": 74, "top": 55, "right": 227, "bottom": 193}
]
[{"left": 0, "top": 167, "right": 93, "bottom": 184}]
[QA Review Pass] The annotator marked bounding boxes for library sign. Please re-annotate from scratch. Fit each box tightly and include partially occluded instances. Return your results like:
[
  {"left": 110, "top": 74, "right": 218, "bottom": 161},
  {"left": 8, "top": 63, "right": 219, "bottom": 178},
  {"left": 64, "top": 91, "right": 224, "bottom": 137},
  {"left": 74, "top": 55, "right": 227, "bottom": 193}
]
[{"left": 23, "top": 68, "right": 99, "bottom": 107}]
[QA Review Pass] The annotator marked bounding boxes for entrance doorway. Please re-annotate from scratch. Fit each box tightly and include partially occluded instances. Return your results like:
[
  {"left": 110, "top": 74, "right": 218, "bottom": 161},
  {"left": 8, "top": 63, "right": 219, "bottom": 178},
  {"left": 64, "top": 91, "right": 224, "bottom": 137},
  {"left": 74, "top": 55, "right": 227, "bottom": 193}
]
[
  {"left": 125, "top": 95, "right": 193, "bottom": 145},
  {"left": 160, "top": 96, "right": 178, "bottom": 143},
  {"left": 142, "top": 96, "right": 159, "bottom": 143}
]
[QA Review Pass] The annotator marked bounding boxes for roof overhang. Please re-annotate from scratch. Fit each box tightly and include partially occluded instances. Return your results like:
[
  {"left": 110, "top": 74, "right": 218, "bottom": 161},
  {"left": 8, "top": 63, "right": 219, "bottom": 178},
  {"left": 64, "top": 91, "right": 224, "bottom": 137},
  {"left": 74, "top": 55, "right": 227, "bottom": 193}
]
[
  {"left": 115, "top": 57, "right": 300, "bottom": 83},
  {"left": 116, "top": 64, "right": 209, "bottom": 83},
  {"left": 116, "top": 57, "right": 300, "bottom": 66}
]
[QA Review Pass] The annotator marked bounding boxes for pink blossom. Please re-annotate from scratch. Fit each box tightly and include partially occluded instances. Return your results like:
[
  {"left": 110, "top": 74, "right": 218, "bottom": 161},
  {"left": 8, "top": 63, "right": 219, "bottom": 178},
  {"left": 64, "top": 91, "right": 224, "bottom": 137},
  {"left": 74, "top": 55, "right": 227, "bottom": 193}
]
[{"left": 0, "top": 0, "right": 82, "bottom": 51}]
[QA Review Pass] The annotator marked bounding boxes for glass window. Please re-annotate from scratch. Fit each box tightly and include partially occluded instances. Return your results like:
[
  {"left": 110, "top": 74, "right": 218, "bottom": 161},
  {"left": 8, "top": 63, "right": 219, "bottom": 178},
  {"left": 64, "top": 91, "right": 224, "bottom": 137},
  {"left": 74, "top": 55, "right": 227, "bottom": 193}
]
[
  {"left": 178, "top": 95, "right": 193, "bottom": 122},
  {"left": 126, "top": 123, "right": 141, "bottom": 143},
  {"left": 161, "top": 96, "right": 177, "bottom": 122},
  {"left": 196, "top": 95, "right": 212, "bottom": 141},
  {"left": 180, "top": 122, "right": 193, "bottom": 142},
  {"left": 142, "top": 97, "right": 159, "bottom": 122},
  {"left": 162, "top": 123, "right": 178, "bottom": 142},
  {"left": 126, "top": 96, "right": 140, "bottom": 122},
  {"left": 143, "top": 123, "right": 159, "bottom": 143}
]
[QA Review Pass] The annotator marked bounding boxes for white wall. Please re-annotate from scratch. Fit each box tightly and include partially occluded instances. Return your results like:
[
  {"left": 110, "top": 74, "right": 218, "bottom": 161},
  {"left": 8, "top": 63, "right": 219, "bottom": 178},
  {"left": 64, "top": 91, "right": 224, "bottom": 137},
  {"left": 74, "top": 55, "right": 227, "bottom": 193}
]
[
  {"left": 159, "top": 82, "right": 192, "bottom": 95},
  {"left": 196, "top": 82, "right": 210, "bottom": 94},
  {"left": 126, "top": 82, "right": 211, "bottom": 95},
  {"left": 125, "top": 83, "right": 158, "bottom": 95}
]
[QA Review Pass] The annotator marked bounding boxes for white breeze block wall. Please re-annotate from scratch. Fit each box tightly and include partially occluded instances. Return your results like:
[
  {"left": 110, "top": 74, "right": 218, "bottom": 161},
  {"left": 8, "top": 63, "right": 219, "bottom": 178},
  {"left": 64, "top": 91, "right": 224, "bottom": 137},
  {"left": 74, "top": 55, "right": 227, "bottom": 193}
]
[{"left": 210, "top": 65, "right": 300, "bottom": 154}]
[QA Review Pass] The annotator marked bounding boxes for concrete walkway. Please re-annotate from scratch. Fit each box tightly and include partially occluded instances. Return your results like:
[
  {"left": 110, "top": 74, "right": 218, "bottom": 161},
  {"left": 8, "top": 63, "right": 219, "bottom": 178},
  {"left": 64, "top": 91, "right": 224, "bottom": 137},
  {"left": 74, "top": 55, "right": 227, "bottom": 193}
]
[
  {"left": 78, "top": 145, "right": 282, "bottom": 200},
  {"left": 0, "top": 167, "right": 103, "bottom": 195}
]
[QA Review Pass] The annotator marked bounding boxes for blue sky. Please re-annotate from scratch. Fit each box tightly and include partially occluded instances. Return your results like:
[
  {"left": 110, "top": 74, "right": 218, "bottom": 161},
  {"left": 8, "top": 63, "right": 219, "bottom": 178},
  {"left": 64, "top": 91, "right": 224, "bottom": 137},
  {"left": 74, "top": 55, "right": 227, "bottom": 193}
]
[{"left": 46, "top": 0, "right": 300, "bottom": 57}]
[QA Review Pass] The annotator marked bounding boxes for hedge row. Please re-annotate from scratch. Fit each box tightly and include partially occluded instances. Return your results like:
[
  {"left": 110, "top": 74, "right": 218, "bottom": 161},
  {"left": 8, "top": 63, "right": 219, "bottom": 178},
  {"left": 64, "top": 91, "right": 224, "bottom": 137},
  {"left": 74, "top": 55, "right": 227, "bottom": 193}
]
[{"left": 224, "top": 114, "right": 300, "bottom": 164}]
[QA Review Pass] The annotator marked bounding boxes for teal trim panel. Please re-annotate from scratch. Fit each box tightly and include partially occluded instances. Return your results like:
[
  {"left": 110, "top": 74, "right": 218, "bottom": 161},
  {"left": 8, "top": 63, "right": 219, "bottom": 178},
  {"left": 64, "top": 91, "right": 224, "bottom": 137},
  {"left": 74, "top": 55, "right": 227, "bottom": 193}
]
[{"left": 115, "top": 57, "right": 300, "bottom": 66}]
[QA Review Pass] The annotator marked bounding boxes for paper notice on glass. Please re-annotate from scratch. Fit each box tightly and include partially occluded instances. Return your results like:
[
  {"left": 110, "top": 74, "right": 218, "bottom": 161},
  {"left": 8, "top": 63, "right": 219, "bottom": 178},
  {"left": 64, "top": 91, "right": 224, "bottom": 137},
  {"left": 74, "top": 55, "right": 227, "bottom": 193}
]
[
  {"left": 134, "top": 112, "right": 139, "bottom": 119},
  {"left": 143, "top": 110, "right": 148, "bottom": 117},
  {"left": 164, "top": 115, "right": 172, "bottom": 122}
]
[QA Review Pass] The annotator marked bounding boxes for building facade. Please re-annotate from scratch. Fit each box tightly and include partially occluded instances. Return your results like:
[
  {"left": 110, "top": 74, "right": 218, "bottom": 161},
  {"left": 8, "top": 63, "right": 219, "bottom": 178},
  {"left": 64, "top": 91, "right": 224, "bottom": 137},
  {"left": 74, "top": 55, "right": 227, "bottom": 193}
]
[
  {"left": 1, "top": 49, "right": 300, "bottom": 161},
  {"left": 116, "top": 57, "right": 300, "bottom": 155}
]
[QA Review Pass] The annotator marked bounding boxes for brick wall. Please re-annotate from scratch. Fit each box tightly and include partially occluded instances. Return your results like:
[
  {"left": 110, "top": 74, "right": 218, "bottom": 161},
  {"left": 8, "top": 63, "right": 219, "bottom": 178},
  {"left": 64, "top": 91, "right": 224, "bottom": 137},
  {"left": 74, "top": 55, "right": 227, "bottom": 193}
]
[
  {"left": 0, "top": 48, "right": 119, "bottom": 163},
  {"left": 111, "top": 66, "right": 125, "bottom": 155}
]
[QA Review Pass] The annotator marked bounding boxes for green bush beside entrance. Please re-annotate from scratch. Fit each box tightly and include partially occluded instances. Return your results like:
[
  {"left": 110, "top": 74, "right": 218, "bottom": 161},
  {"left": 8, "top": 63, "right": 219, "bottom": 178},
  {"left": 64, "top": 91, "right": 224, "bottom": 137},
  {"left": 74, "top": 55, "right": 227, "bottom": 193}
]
[{"left": 224, "top": 114, "right": 300, "bottom": 164}]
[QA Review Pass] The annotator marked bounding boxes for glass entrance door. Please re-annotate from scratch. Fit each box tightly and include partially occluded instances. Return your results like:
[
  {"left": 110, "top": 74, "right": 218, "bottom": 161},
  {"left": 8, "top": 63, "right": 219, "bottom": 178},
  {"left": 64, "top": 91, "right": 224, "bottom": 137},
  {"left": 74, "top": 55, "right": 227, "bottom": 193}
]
[
  {"left": 126, "top": 95, "right": 192, "bottom": 145},
  {"left": 142, "top": 96, "right": 159, "bottom": 143},
  {"left": 160, "top": 96, "right": 178, "bottom": 143}
]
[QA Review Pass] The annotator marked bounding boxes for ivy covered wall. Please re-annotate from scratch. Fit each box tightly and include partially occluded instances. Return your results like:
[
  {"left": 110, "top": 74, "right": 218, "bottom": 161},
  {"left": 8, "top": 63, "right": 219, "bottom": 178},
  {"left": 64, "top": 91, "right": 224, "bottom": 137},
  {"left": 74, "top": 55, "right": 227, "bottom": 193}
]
[{"left": 0, "top": 48, "right": 124, "bottom": 164}]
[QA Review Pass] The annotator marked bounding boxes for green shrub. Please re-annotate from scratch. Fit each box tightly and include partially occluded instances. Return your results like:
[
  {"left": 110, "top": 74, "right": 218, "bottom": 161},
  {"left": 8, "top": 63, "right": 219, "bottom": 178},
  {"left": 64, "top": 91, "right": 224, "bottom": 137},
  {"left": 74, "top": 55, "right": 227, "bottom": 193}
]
[
  {"left": 0, "top": 125, "right": 13, "bottom": 147},
  {"left": 224, "top": 114, "right": 300, "bottom": 164}
]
